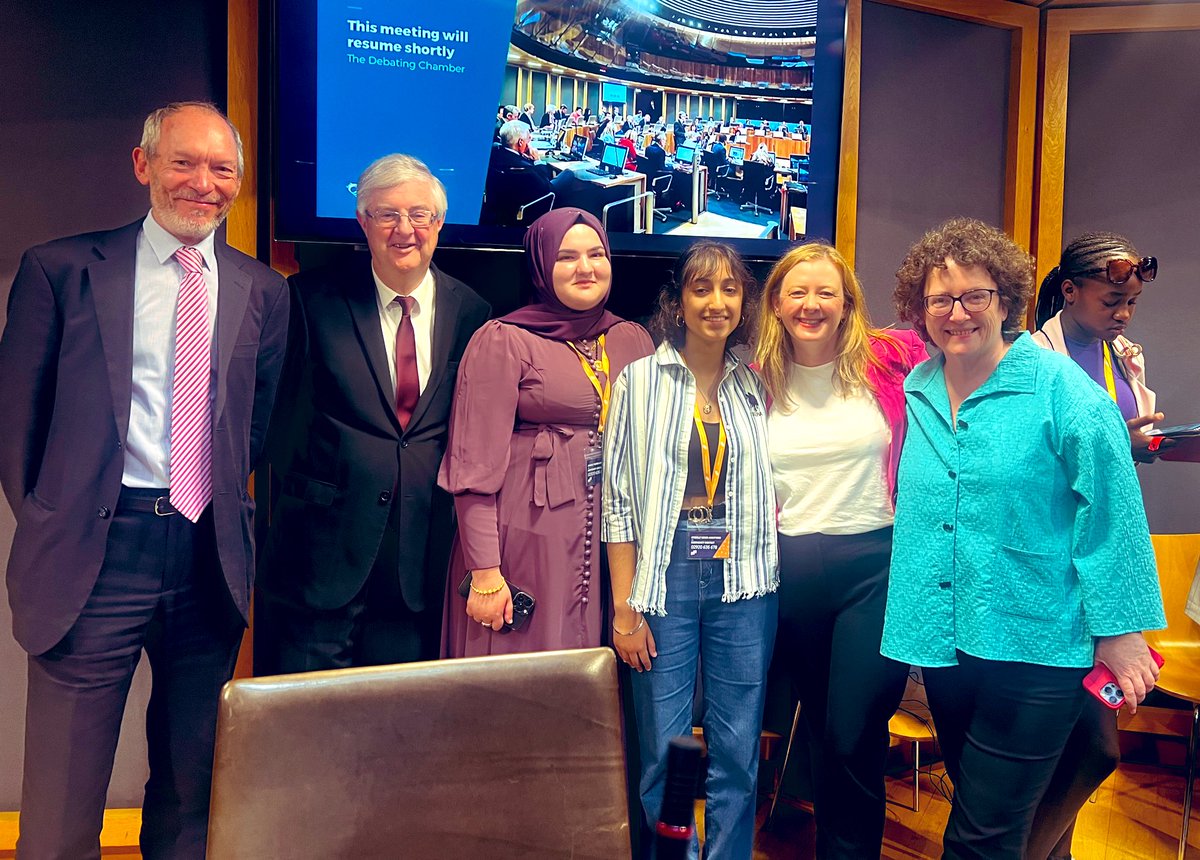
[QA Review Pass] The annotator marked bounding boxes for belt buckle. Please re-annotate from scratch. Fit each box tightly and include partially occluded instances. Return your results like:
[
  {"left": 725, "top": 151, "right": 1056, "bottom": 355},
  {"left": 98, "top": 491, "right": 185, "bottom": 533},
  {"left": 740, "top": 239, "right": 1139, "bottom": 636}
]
[
  {"left": 687, "top": 505, "right": 713, "bottom": 526},
  {"left": 153, "top": 496, "right": 175, "bottom": 517}
]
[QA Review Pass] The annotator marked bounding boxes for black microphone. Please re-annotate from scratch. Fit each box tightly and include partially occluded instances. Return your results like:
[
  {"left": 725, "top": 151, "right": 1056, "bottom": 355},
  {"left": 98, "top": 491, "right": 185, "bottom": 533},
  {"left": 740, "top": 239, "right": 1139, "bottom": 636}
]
[{"left": 655, "top": 736, "right": 703, "bottom": 859}]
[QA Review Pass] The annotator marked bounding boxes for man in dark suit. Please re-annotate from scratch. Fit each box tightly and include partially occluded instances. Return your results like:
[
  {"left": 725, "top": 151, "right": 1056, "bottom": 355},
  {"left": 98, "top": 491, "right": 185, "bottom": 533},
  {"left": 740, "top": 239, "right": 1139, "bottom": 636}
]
[
  {"left": 0, "top": 102, "right": 289, "bottom": 859},
  {"left": 482, "top": 121, "right": 583, "bottom": 226},
  {"left": 644, "top": 133, "right": 668, "bottom": 175},
  {"left": 257, "top": 154, "right": 489, "bottom": 671}
]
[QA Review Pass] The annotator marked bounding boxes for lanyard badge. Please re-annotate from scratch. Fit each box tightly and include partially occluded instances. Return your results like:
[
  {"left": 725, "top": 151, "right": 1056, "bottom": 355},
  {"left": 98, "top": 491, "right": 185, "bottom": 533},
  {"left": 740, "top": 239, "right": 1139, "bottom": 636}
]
[
  {"left": 687, "top": 403, "right": 730, "bottom": 559},
  {"left": 571, "top": 334, "right": 610, "bottom": 487}
]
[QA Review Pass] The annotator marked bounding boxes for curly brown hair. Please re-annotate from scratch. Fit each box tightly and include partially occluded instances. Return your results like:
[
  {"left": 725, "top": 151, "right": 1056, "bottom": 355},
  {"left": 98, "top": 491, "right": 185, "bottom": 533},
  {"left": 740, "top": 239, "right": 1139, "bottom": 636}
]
[
  {"left": 893, "top": 217, "right": 1034, "bottom": 341},
  {"left": 649, "top": 241, "right": 758, "bottom": 349}
]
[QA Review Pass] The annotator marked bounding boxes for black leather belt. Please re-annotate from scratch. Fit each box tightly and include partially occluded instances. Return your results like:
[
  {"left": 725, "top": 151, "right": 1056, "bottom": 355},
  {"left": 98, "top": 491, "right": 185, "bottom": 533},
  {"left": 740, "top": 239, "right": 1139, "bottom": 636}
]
[{"left": 117, "top": 488, "right": 177, "bottom": 516}]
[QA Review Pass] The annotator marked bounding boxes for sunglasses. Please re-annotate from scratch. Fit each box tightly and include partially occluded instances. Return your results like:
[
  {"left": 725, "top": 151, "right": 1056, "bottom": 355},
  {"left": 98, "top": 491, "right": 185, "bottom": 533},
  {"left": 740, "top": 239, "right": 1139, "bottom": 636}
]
[{"left": 1073, "top": 256, "right": 1157, "bottom": 286}]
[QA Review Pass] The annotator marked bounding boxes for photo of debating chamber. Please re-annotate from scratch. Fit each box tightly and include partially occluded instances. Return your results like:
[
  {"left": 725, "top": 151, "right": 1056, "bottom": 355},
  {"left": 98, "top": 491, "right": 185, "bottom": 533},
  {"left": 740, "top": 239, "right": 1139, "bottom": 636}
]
[
  {"left": 482, "top": 0, "right": 820, "bottom": 239},
  {"left": 2, "top": 0, "right": 1200, "bottom": 858}
]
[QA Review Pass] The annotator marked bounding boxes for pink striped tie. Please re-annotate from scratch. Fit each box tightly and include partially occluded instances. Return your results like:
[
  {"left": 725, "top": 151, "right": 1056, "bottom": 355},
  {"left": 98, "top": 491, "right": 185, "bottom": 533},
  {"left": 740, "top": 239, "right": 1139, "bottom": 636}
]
[{"left": 169, "top": 247, "right": 213, "bottom": 522}]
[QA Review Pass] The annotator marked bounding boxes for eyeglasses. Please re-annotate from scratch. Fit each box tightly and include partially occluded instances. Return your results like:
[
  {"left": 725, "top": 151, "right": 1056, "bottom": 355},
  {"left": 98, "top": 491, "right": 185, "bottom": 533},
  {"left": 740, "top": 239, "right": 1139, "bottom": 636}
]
[
  {"left": 365, "top": 208, "right": 439, "bottom": 229},
  {"left": 923, "top": 289, "right": 998, "bottom": 316},
  {"left": 1072, "top": 256, "right": 1157, "bottom": 286}
]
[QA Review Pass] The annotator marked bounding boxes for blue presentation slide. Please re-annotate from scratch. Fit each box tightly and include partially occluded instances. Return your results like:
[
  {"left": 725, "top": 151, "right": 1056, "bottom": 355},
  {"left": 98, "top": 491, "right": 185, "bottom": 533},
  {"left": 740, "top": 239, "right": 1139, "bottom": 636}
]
[{"left": 316, "top": 0, "right": 516, "bottom": 222}]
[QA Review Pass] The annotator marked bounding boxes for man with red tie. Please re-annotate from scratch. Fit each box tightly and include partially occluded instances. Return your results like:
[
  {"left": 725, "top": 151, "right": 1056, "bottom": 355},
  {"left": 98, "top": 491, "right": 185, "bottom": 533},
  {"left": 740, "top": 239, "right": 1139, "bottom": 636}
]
[
  {"left": 257, "top": 154, "right": 489, "bottom": 673},
  {"left": 0, "top": 102, "right": 289, "bottom": 858}
]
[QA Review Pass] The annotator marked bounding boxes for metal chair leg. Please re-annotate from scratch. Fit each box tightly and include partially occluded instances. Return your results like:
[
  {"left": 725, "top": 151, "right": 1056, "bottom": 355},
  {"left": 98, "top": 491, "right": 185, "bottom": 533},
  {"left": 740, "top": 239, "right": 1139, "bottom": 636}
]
[
  {"left": 1180, "top": 703, "right": 1199, "bottom": 860},
  {"left": 912, "top": 740, "right": 920, "bottom": 813},
  {"left": 766, "top": 700, "right": 803, "bottom": 828}
]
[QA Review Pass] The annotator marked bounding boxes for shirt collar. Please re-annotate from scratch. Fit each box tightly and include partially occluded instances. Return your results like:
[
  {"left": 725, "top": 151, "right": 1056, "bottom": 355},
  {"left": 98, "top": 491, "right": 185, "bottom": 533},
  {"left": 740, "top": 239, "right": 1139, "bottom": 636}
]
[
  {"left": 907, "top": 331, "right": 1039, "bottom": 397},
  {"left": 372, "top": 265, "right": 435, "bottom": 316},
  {"left": 653, "top": 339, "right": 743, "bottom": 375},
  {"left": 141, "top": 210, "right": 217, "bottom": 270}
]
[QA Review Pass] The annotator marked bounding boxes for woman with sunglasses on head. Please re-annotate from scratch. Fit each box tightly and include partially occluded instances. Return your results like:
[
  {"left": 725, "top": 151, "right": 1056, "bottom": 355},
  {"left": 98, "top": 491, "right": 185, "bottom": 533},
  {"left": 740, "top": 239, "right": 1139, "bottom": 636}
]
[
  {"left": 438, "top": 208, "right": 653, "bottom": 657},
  {"left": 755, "top": 243, "right": 928, "bottom": 859},
  {"left": 1025, "top": 234, "right": 1167, "bottom": 860},
  {"left": 1033, "top": 233, "right": 1169, "bottom": 464},
  {"left": 604, "top": 241, "right": 777, "bottom": 860},
  {"left": 883, "top": 218, "right": 1165, "bottom": 859}
]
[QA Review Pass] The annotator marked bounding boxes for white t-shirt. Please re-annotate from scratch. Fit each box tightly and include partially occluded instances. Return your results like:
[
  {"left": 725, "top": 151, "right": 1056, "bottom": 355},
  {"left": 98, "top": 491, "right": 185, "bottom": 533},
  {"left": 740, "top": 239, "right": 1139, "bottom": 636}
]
[{"left": 768, "top": 361, "right": 894, "bottom": 536}]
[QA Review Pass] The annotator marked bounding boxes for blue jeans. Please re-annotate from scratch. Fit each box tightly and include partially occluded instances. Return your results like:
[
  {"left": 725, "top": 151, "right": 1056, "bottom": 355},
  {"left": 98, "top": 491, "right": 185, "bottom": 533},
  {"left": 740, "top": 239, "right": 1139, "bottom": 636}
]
[{"left": 630, "top": 521, "right": 778, "bottom": 859}]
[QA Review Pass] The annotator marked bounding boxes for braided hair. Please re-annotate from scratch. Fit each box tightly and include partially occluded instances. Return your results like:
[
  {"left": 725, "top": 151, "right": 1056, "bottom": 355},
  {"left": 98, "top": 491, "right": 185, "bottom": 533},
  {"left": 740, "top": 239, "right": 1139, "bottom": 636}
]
[{"left": 1034, "top": 232, "right": 1141, "bottom": 329}]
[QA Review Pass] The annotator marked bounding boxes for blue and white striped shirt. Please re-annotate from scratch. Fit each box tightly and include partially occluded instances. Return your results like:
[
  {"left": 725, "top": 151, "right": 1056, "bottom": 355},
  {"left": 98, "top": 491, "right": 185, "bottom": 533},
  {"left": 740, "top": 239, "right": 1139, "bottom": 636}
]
[{"left": 602, "top": 341, "right": 779, "bottom": 615}]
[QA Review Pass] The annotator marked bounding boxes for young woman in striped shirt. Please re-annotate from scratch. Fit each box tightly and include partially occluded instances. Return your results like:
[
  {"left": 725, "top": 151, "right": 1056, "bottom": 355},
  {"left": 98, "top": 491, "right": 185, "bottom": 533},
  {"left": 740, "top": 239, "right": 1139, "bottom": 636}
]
[{"left": 603, "top": 241, "right": 778, "bottom": 860}]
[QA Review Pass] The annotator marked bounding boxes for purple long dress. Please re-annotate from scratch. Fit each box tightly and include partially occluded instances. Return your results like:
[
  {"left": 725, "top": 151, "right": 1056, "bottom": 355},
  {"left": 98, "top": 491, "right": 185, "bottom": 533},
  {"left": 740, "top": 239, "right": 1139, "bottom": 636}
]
[{"left": 438, "top": 318, "right": 653, "bottom": 657}]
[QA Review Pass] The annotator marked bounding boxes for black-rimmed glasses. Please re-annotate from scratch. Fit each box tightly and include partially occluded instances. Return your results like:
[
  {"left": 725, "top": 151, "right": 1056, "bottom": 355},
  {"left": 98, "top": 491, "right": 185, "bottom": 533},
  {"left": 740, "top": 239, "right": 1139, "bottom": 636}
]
[
  {"left": 923, "top": 289, "right": 998, "bottom": 316},
  {"left": 1072, "top": 256, "right": 1157, "bottom": 286}
]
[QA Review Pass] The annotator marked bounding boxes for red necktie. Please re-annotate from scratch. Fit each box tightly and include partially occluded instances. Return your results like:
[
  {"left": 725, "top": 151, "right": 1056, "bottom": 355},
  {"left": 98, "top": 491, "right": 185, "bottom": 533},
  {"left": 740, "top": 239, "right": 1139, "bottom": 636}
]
[
  {"left": 394, "top": 295, "right": 419, "bottom": 430},
  {"left": 169, "top": 247, "right": 213, "bottom": 522}
]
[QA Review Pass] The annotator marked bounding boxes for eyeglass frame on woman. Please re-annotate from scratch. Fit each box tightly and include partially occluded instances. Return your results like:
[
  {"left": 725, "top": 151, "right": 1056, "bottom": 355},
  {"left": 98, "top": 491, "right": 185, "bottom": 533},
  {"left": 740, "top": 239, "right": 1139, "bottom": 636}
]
[
  {"left": 1071, "top": 256, "right": 1157, "bottom": 286},
  {"left": 365, "top": 208, "right": 440, "bottom": 229},
  {"left": 922, "top": 288, "right": 999, "bottom": 316}
]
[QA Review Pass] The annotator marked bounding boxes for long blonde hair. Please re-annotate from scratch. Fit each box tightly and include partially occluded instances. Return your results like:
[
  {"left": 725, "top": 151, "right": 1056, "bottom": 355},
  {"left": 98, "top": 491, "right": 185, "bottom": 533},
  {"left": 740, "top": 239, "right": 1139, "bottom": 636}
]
[{"left": 755, "top": 243, "right": 901, "bottom": 410}]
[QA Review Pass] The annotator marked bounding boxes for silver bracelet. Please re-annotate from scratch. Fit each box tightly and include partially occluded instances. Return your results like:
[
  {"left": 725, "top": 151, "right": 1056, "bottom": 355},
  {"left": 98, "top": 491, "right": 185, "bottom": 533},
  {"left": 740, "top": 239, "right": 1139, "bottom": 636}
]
[{"left": 613, "top": 615, "right": 645, "bottom": 636}]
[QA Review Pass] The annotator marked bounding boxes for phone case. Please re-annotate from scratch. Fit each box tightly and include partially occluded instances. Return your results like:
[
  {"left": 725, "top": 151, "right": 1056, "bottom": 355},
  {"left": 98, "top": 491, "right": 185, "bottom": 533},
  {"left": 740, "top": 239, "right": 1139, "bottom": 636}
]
[
  {"left": 457, "top": 573, "right": 537, "bottom": 633},
  {"left": 1082, "top": 646, "right": 1165, "bottom": 709}
]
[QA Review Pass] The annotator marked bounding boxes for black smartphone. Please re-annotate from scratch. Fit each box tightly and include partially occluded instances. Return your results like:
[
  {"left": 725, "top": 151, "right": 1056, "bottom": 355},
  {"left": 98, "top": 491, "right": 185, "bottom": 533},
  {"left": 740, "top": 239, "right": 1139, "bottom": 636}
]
[{"left": 457, "top": 573, "right": 537, "bottom": 633}]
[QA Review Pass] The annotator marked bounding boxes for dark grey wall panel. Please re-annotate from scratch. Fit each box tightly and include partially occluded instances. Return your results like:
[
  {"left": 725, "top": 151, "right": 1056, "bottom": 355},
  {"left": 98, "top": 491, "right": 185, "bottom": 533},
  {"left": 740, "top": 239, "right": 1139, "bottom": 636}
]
[
  {"left": 0, "top": 0, "right": 224, "bottom": 811},
  {"left": 1062, "top": 30, "right": 1200, "bottom": 534},
  {"left": 855, "top": 1, "right": 1009, "bottom": 325}
]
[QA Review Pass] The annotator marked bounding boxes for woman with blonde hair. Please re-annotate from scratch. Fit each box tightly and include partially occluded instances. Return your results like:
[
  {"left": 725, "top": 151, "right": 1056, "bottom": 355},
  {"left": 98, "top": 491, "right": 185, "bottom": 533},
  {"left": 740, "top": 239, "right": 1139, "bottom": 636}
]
[{"left": 756, "top": 242, "right": 927, "bottom": 859}]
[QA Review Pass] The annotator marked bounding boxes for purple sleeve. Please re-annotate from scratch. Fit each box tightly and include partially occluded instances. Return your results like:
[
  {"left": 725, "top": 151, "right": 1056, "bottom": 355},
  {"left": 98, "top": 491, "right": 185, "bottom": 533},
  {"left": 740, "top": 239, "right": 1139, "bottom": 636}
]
[{"left": 437, "top": 321, "right": 523, "bottom": 570}]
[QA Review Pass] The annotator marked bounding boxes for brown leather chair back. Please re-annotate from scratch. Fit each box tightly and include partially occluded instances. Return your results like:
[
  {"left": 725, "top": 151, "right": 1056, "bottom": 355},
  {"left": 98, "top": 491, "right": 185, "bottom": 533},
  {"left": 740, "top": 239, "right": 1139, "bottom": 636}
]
[{"left": 208, "top": 648, "right": 631, "bottom": 859}]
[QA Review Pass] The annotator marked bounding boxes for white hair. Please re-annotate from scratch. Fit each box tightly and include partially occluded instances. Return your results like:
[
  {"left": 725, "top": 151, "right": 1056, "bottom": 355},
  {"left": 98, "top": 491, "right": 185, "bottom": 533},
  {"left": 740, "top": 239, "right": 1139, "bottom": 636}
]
[
  {"left": 355, "top": 153, "right": 448, "bottom": 219},
  {"left": 498, "top": 120, "right": 530, "bottom": 149},
  {"left": 140, "top": 101, "right": 244, "bottom": 177}
]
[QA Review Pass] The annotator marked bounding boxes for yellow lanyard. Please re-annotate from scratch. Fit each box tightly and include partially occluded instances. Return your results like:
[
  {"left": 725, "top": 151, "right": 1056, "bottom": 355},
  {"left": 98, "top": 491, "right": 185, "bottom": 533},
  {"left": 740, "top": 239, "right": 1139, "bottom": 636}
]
[
  {"left": 568, "top": 334, "right": 611, "bottom": 432},
  {"left": 692, "top": 404, "right": 727, "bottom": 509},
  {"left": 1101, "top": 341, "right": 1118, "bottom": 403}
]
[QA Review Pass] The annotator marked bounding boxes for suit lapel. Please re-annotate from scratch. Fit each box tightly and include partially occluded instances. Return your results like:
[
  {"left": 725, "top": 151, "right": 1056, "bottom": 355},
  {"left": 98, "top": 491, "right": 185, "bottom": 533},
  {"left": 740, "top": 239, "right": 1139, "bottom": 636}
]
[
  {"left": 214, "top": 242, "right": 252, "bottom": 422},
  {"left": 406, "top": 267, "right": 462, "bottom": 433},
  {"left": 345, "top": 259, "right": 403, "bottom": 434},
  {"left": 88, "top": 224, "right": 141, "bottom": 444}
]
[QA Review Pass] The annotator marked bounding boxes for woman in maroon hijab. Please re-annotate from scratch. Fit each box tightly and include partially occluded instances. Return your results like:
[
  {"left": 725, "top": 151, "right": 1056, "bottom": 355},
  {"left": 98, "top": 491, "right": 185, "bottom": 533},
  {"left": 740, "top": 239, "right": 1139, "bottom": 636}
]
[{"left": 438, "top": 208, "right": 653, "bottom": 657}]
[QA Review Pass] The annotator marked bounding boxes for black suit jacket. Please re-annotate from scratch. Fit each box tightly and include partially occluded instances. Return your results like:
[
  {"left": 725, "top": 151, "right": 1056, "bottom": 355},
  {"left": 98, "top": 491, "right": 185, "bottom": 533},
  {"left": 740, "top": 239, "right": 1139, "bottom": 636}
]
[
  {"left": 0, "top": 220, "right": 290, "bottom": 656},
  {"left": 259, "top": 256, "right": 489, "bottom": 613}
]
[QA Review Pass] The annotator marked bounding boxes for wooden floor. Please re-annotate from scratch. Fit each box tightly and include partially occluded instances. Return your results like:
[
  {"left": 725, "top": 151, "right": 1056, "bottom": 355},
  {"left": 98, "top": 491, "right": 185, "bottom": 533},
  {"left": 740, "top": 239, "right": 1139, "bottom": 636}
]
[{"left": 2, "top": 763, "right": 1196, "bottom": 857}]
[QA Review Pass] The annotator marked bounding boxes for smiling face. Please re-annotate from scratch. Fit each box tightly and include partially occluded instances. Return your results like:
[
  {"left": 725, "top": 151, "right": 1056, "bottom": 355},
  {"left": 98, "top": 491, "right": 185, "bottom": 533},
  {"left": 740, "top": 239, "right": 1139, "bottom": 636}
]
[
  {"left": 923, "top": 259, "right": 1008, "bottom": 365},
  {"left": 356, "top": 179, "right": 444, "bottom": 293},
  {"left": 132, "top": 105, "right": 241, "bottom": 244},
  {"left": 1063, "top": 267, "right": 1143, "bottom": 342},
  {"left": 681, "top": 260, "right": 743, "bottom": 350},
  {"left": 551, "top": 224, "right": 611, "bottom": 311},
  {"left": 773, "top": 258, "right": 846, "bottom": 366}
]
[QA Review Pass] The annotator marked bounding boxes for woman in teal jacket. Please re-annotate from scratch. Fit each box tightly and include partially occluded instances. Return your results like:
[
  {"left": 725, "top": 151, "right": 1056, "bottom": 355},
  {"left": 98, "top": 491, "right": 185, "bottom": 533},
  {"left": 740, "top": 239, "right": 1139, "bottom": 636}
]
[{"left": 881, "top": 218, "right": 1165, "bottom": 859}]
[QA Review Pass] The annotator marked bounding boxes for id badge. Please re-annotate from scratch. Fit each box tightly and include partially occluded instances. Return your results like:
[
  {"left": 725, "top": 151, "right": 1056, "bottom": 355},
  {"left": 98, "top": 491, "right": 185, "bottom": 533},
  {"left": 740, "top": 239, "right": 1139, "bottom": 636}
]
[
  {"left": 687, "top": 528, "right": 731, "bottom": 560},
  {"left": 584, "top": 445, "right": 603, "bottom": 488}
]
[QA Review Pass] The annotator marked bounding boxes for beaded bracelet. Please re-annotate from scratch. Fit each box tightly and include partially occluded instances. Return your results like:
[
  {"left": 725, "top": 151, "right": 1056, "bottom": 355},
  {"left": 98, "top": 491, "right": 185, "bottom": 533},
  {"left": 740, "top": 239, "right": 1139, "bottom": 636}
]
[
  {"left": 613, "top": 615, "right": 645, "bottom": 636},
  {"left": 469, "top": 576, "right": 507, "bottom": 596}
]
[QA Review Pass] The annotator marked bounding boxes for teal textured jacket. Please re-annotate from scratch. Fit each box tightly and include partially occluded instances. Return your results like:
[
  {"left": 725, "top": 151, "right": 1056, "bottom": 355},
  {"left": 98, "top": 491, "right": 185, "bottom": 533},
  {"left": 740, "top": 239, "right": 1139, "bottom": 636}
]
[{"left": 881, "top": 333, "right": 1165, "bottom": 668}]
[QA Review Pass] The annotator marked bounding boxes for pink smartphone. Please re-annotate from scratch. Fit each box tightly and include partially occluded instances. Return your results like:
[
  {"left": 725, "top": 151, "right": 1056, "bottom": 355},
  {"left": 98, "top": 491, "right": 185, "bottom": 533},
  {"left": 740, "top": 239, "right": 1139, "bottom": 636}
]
[{"left": 1083, "top": 646, "right": 1165, "bottom": 709}]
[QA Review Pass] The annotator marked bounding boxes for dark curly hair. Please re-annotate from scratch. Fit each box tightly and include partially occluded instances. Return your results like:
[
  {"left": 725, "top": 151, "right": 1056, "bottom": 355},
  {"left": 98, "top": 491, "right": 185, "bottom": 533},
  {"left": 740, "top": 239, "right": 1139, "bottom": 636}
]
[
  {"left": 1033, "top": 231, "right": 1143, "bottom": 329},
  {"left": 894, "top": 217, "right": 1034, "bottom": 341},
  {"left": 649, "top": 241, "right": 758, "bottom": 349}
]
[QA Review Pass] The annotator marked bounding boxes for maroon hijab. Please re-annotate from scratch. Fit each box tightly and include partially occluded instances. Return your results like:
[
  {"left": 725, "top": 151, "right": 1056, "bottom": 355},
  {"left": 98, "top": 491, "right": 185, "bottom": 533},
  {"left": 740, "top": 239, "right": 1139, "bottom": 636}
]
[{"left": 498, "top": 208, "right": 622, "bottom": 341}]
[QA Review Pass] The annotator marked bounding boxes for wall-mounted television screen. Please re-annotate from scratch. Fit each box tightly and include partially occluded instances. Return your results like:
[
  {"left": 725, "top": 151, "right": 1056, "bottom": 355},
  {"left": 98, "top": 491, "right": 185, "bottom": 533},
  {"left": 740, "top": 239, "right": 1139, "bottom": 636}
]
[
  {"left": 274, "top": 0, "right": 846, "bottom": 254},
  {"left": 601, "top": 81, "right": 628, "bottom": 104}
]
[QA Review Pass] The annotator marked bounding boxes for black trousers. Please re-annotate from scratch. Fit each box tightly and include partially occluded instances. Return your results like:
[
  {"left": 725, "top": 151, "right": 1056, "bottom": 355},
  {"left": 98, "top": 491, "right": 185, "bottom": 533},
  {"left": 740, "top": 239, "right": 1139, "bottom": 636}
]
[
  {"left": 18, "top": 488, "right": 242, "bottom": 860},
  {"left": 256, "top": 503, "right": 440, "bottom": 673},
  {"left": 776, "top": 528, "right": 909, "bottom": 860},
  {"left": 924, "top": 653, "right": 1089, "bottom": 860},
  {"left": 1025, "top": 696, "right": 1120, "bottom": 859}
]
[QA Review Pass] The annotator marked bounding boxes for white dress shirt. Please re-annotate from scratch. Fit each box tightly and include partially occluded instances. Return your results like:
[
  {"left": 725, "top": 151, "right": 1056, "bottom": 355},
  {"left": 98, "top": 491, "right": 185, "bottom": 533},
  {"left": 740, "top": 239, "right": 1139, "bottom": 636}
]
[
  {"left": 123, "top": 212, "right": 219, "bottom": 488},
  {"left": 372, "top": 265, "right": 436, "bottom": 394}
]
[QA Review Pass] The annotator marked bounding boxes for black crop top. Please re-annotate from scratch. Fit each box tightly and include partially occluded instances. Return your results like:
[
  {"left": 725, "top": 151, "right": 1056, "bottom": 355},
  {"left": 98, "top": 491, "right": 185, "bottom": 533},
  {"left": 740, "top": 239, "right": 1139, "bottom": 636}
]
[{"left": 683, "top": 420, "right": 727, "bottom": 503}]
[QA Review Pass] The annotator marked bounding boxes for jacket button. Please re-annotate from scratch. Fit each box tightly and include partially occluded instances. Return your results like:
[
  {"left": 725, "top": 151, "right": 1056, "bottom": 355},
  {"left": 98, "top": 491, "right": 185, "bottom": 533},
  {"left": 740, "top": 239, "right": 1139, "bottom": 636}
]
[
  {"left": 97, "top": 506, "right": 110, "bottom": 519},
  {"left": 378, "top": 491, "right": 392, "bottom": 504},
  {"left": 400, "top": 440, "right": 409, "bottom": 449}
]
